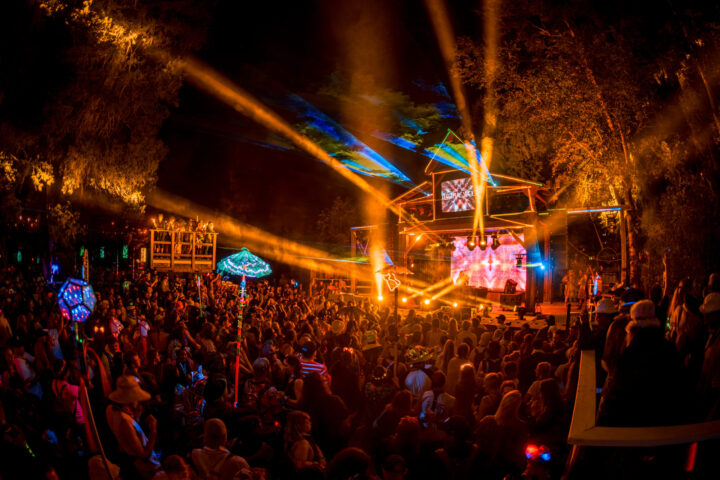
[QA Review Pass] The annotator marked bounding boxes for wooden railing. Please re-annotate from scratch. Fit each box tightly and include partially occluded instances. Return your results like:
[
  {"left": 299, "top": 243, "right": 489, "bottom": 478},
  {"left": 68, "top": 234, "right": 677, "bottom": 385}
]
[
  {"left": 149, "top": 229, "right": 217, "bottom": 272},
  {"left": 566, "top": 349, "right": 720, "bottom": 468}
]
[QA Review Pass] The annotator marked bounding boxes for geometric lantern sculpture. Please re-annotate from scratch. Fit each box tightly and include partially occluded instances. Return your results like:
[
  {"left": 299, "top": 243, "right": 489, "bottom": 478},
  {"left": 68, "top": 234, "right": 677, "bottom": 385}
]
[
  {"left": 217, "top": 248, "right": 271, "bottom": 279},
  {"left": 58, "top": 277, "right": 96, "bottom": 323}
]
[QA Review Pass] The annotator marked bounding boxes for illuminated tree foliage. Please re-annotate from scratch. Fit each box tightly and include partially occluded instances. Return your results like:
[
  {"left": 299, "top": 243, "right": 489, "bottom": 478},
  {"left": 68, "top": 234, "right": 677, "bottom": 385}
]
[
  {"left": 456, "top": 0, "right": 720, "bottom": 285},
  {"left": 0, "top": 0, "right": 214, "bottom": 208}
]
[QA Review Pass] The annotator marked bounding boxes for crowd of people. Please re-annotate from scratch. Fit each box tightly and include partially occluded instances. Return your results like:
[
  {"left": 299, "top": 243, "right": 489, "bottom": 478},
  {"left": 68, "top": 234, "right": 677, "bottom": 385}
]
[{"left": 0, "top": 261, "right": 719, "bottom": 480}]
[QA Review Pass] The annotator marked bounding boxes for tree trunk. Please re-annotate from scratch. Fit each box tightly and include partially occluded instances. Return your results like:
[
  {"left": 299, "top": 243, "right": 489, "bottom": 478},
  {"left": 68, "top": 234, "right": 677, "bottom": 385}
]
[{"left": 624, "top": 204, "right": 642, "bottom": 287}]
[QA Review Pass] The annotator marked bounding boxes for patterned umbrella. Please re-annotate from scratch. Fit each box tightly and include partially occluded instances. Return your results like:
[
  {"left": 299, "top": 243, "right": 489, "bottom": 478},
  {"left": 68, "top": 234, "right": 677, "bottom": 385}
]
[
  {"left": 217, "top": 248, "right": 271, "bottom": 406},
  {"left": 58, "top": 278, "right": 96, "bottom": 323},
  {"left": 217, "top": 248, "right": 272, "bottom": 278}
]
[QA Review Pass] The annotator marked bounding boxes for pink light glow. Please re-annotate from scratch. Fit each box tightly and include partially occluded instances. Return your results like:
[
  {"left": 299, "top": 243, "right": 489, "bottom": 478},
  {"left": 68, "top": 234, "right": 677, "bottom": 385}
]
[{"left": 451, "top": 235, "right": 526, "bottom": 291}]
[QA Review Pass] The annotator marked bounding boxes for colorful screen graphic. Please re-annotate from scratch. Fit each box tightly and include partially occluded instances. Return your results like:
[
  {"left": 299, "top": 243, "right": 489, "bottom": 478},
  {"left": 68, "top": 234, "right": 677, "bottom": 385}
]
[
  {"left": 441, "top": 177, "right": 475, "bottom": 213},
  {"left": 451, "top": 235, "right": 526, "bottom": 291}
]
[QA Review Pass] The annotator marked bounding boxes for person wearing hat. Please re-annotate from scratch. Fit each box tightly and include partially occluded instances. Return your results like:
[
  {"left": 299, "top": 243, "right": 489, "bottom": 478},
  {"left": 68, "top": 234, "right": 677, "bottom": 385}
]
[
  {"left": 598, "top": 300, "right": 686, "bottom": 427},
  {"left": 191, "top": 418, "right": 250, "bottom": 480},
  {"left": 588, "top": 298, "right": 617, "bottom": 387},
  {"left": 105, "top": 375, "right": 160, "bottom": 479},
  {"left": 699, "top": 292, "right": 720, "bottom": 418},
  {"left": 404, "top": 346, "right": 433, "bottom": 400}
]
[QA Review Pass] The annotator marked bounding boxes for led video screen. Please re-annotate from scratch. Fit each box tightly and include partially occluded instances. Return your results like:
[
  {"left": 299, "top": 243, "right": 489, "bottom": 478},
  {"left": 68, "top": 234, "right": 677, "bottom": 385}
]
[
  {"left": 450, "top": 235, "right": 526, "bottom": 292},
  {"left": 441, "top": 177, "right": 475, "bottom": 213}
]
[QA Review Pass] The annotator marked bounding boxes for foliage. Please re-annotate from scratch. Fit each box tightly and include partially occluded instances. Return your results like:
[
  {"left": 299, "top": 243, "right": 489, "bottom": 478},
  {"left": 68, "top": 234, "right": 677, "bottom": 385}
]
[
  {"left": 316, "top": 196, "right": 361, "bottom": 253},
  {"left": 455, "top": 0, "right": 720, "bottom": 284},
  {"left": 48, "top": 202, "right": 85, "bottom": 249},
  {"left": 0, "top": 0, "right": 214, "bottom": 207}
]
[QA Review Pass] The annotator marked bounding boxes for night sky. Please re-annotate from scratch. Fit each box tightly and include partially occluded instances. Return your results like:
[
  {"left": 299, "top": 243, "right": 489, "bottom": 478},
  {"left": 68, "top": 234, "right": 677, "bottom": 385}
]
[{"left": 158, "top": 0, "right": 472, "bottom": 240}]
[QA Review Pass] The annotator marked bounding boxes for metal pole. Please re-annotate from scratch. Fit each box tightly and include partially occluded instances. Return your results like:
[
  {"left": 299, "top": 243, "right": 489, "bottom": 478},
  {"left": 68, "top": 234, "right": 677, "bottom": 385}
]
[
  {"left": 566, "top": 301, "right": 572, "bottom": 330},
  {"left": 394, "top": 287, "right": 399, "bottom": 380},
  {"left": 234, "top": 274, "right": 246, "bottom": 406}
]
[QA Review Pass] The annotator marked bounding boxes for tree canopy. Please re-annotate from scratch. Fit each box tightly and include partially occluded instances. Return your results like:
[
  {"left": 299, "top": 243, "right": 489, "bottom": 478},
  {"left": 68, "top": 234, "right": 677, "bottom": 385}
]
[
  {"left": 0, "top": 0, "right": 214, "bottom": 211},
  {"left": 455, "top": 0, "right": 720, "bottom": 284}
]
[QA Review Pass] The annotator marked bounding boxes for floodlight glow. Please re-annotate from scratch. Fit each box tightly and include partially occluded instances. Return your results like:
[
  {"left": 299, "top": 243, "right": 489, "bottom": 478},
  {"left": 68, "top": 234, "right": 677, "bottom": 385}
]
[
  {"left": 377, "top": 295, "right": 384, "bottom": 302},
  {"left": 424, "top": 299, "right": 430, "bottom": 305},
  {"left": 402, "top": 297, "right": 408, "bottom": 303},
  {"left": 568, "top": 207, "right": 622, "bottom": 214},
  {"left": 453, "top": 302, "right": 458, "bottom": 307}
]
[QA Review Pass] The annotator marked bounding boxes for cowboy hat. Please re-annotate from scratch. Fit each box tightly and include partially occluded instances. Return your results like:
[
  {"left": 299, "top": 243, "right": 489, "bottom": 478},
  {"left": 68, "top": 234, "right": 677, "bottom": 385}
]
[
  {"left": 109, "top": 375, "right": 151, "bottom": 404},
  {"left": 700, "top": 292, "right": 720, "bottom": 315},
  {"left": 595, "top": 298, "right": 617, "bottom": 315}
]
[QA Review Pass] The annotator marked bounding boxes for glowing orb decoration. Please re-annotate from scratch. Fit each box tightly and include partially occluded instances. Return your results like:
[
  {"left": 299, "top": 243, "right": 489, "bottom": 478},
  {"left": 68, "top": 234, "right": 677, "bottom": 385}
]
[
  {"left": 58, "top": 278, "right": 96, "bottom": 323},
  {"left": 217, "top": 248, "right": 271, "bottom": 278}
]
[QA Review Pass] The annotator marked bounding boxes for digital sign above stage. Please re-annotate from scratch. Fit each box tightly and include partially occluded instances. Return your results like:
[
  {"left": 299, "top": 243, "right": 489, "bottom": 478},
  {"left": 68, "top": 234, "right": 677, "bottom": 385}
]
[{"left": 441, "top": 177, "right": 475, "bottom": 213}]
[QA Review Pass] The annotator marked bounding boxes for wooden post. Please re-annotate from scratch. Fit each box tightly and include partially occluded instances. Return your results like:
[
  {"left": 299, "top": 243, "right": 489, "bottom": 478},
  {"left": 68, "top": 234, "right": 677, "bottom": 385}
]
[
  {"left": 544, "top": 225, "right": 552, "bottom": 303},
  {"left": 170, "top": 231, "right": 175, "bottom": 270},
  {"left": 350, "top": 230, "right": 357, "bottom": 293},
  {"left": 150, "top": 230, "right": 155, "bottom": 270},
  {"left": 191, "top": 232, "right": 196, "bottom": 272},
  {"left": 212, "top": 233, "right": 217, "bottom": 269},
  {"left": 566, "top": 301, "right": 572, "bottom": 330}
]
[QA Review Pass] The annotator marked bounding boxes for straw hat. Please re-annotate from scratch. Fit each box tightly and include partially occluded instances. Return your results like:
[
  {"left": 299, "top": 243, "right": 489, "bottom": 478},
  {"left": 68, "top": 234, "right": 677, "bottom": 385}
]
[{"left": 109, "top": 375, "right": 151, "bottom": 404}]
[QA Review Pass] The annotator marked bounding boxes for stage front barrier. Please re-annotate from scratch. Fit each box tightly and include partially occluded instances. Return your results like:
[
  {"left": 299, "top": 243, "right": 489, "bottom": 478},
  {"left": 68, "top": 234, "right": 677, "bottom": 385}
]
[
  {"left": 149, "top": 229, "right": 217, "bottom": 272},
  {"left": 566, "top": 350, "right": 720, "bottom": 474}
]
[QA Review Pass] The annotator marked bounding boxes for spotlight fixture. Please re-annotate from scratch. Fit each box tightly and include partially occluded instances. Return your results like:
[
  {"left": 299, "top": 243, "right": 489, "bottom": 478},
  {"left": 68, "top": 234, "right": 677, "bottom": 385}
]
[
  {"left": 424, "top": 299, "right": 430, "bottom": 305},
  {"left": 491, "top": 232, "right": 501, "bottom": 250},
  {"left": 467, "top": 236, "right": 476, "bottom": 250},
  {"left": 479, "top": 236, "right": 488, "bottom": 250},
  {"left": 401, "top": 297, "right": 408, "bottom": 303},
  {"left": 377, "top": 295, "right": 384, "bottom": 302},
  {"left": 453, "top": 302, "right": 458, "bottom": 308}
]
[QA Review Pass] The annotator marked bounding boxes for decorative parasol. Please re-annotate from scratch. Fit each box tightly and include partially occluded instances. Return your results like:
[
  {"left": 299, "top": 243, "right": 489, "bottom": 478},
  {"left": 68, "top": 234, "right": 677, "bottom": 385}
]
[
  {"left": 58, "top": 278, "right": 96, "bottom": 323},
  {"left": 217, "top": 248, "right": 271, "bottom": 406},
  {"left": 217, "top": 248, "right": 272, "bottom": 278}
]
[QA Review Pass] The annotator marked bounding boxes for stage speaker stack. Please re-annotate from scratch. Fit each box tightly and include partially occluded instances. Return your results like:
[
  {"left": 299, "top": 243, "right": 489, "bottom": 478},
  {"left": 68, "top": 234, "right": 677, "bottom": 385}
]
[{"left": 501, "top": 279, "right": 523, "bottom": 306}]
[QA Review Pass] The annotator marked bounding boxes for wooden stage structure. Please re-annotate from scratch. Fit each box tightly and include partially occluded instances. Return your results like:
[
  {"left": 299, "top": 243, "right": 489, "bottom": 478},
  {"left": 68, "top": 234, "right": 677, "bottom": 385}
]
[{"left": 149, "top": 229, "right": 217, "bottom": 272}]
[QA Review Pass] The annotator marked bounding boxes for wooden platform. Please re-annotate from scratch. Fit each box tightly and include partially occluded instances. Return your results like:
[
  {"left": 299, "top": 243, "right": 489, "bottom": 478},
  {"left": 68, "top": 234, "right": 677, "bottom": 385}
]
[{"left": 150, "top": 229, "right": 217, "bottom": 272}]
